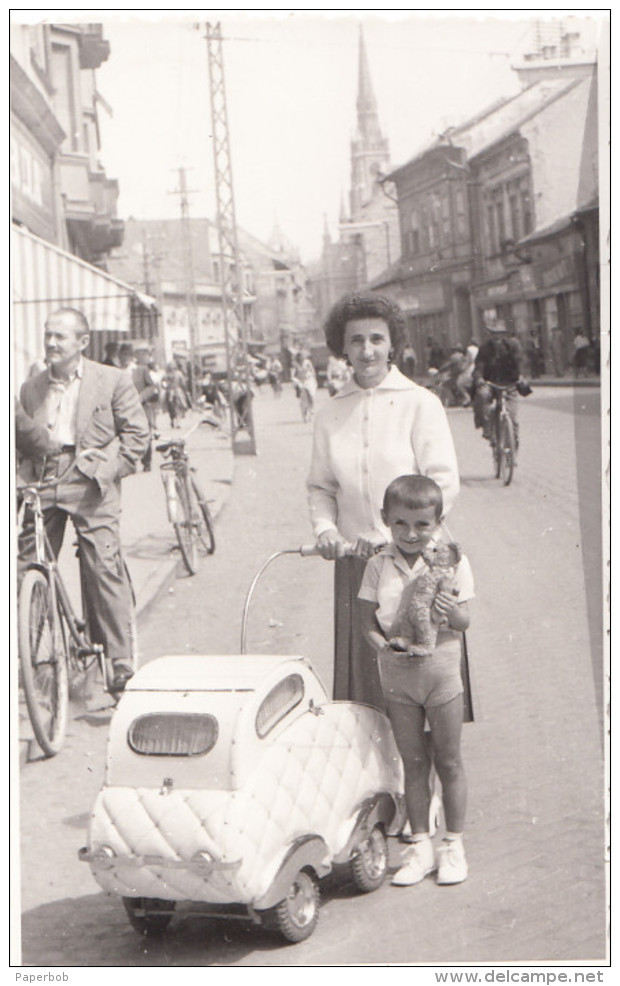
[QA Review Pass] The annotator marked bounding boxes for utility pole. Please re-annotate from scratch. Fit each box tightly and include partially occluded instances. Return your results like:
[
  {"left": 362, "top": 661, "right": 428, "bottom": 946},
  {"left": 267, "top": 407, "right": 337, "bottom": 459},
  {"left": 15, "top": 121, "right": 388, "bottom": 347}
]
[
  {"left": 205, "top": 21, "right": 257, "bottom": 455},
  {"left": 140, "top": 225, "right": 166, "bottom": 363},
  {"left": 170, "top": 166, "right": 200, "bottom": 401}
]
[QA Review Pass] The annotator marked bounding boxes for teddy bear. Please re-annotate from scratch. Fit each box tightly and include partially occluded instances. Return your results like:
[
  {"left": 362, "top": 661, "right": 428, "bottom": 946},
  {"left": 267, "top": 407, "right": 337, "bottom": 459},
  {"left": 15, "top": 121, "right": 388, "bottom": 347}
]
[{"left": 388, "top": 541, "right": 462, "bottom": 658}]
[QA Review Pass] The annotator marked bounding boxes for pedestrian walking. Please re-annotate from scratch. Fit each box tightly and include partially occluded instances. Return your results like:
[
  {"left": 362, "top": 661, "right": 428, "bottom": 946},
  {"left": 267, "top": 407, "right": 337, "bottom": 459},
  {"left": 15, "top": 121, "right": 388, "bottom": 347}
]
[
  {"left": 455, "top": 345, "right": 476, "bottom": 407},
  {"left": 163, "top": 361, "right": 190, "bottom": 429},
  {"left": 437, "top": 348, "right": 469, "bottom": 406},
  {"left": 118, "top": 342, "right": 136, "bottom": 372},
  {"left": 572, "top": 330, "right": 591, "bottom": 378},
  {"left": 292, "top": 350, "right": 317, "bottom": 420},
  {"left": 359, "top": 474, "right": 473, "bottom": 886},
  {"left": 307, "top": 292, "right": 460, "bottom": 709},
  {"left": 17, "top": 307, "right": 149, "bottom": 695},
  {"left": 401, "top": 342, "right": 417, "bottom": 380},
  {"left": 267, "top": 356, "right": 283, "bottom": 396},
  {"left": 131, "top": 345, "right": 159, "bottom": 471},
  {"left": 426, "top": 336, "right": 445, "bottom": 371},
  {"left": 101, "top": 341, "right": 120, "bottom": 367},
  {"left": 326, "top": 354, "right": 350, "bottom": 396}
]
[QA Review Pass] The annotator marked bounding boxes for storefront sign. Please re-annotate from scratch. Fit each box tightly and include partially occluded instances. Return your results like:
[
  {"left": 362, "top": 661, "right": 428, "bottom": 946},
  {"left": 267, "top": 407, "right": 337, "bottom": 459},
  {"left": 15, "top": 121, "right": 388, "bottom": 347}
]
[
  {"left": 399, "top": 281, "right": 444, "bottom": 313},
  {"left": 541, "top": 257, "right": 575, "bottom": 288},
  {"left": 486, "top": 283, "right": 508, "bottom": 298}
]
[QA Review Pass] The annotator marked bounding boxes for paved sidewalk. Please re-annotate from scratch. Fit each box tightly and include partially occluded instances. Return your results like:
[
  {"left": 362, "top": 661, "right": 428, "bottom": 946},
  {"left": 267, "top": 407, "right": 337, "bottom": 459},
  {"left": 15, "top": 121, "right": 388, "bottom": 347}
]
[{"left": 55, "top": 409, "right": 235, "bottom": 619}]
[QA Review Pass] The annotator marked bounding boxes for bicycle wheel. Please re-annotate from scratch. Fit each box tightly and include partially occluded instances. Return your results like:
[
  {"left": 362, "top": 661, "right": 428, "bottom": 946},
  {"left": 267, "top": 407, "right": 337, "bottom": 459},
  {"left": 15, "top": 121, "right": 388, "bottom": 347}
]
[
  {"left": 493, "top": 411, "right": 502, "bottom": 479},
  {"left": 499, "top": 414, "right": 515, "bottom": 486},
  {"left": 190, "top": 476, "right": 215, "bottom": 555},
  {"left": 19, "top": 568, "right": 69, "bottom": 757},
  {"left": 173, "top": 475, "right": 197, "bottom": 575}
]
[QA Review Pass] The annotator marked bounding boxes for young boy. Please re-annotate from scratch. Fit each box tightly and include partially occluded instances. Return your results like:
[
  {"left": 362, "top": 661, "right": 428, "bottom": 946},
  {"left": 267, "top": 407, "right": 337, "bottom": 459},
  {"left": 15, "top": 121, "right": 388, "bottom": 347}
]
[{"left": 358, "top": 475, "right": 474, "bottom": 886}]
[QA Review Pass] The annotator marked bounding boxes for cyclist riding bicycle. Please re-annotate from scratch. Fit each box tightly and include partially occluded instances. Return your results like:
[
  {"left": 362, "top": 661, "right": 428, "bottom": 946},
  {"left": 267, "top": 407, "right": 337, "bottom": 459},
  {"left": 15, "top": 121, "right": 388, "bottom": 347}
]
[{"left": 472, "top": 320, "right": 531, "bottom": 450}]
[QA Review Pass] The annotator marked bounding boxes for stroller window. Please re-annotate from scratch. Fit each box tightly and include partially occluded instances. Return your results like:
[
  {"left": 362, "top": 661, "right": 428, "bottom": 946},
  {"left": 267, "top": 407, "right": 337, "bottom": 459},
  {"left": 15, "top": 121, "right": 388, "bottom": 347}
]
[
  {"left": 255, "top": 674, "right": 304, "bottom": 739},
  {"left": 128, "top": 713, "right": 219, "bottom": 757}
]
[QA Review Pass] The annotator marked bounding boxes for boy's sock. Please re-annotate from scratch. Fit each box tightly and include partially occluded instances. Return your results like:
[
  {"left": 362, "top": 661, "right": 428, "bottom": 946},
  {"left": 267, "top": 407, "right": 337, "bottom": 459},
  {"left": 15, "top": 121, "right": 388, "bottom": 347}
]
[
  {"left": 437, "top": 832, "right": 468, "bottom": 884},
  {"left": 411, "top": 833, "right": 431, "bottom": 843}
]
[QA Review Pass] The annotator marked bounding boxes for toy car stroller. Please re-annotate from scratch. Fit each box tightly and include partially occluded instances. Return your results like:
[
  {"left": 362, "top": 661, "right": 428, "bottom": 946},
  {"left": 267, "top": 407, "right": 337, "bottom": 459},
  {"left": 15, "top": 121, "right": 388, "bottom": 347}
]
[{"left": 79, "top": 547, "right": 407, "bottom": 943}]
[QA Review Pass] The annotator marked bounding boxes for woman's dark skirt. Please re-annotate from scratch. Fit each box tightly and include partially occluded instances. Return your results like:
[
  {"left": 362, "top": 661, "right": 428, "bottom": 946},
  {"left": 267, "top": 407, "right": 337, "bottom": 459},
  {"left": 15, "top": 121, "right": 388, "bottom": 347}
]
[{"left": 333, "top": 555, "right": 385, "bottom": 711}]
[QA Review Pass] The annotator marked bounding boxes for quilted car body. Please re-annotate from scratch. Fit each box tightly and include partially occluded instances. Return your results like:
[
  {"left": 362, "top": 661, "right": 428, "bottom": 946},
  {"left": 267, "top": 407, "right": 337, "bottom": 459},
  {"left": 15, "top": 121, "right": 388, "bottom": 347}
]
[{"left": 84, "top": 655, "right": 404, "bottom": 905}]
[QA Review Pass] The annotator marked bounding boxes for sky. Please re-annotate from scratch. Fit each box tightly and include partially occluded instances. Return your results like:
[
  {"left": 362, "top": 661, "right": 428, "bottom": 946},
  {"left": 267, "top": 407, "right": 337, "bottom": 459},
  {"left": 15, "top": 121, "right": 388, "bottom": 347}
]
[{"left": 18, "top": 9, "right": 607, "bottom": 263}]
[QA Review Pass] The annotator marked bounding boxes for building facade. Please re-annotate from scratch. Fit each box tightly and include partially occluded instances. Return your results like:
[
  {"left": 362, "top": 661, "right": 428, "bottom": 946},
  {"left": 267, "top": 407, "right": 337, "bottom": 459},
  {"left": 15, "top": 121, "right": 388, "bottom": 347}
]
[
  {"left": 107, "top": 217, "right": 309, "bottom": 374},
  {"left": 370, "top": 144, "right": 475, "bottom": 368},
  {"left": 468, "top": 67, "right": 599, "bottom": 376},
  {"left": 373, "top": 36, "right": 599, "bottom": 377},
  {"left": 10, "top": 21, "right": 154, "bottom": 381}
]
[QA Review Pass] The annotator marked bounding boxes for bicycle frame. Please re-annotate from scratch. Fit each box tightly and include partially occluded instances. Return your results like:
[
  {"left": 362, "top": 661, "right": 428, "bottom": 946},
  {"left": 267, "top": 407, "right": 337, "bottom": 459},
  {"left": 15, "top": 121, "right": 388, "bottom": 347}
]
[
  {"left": 159, "top": 446, "right": 190, "bottom": 524},
  {"left": 485, "top": 382, "right": 517, "bottom": 486},
  {"left": 18, "top": 455, "right": 109, "bottom": 672}
]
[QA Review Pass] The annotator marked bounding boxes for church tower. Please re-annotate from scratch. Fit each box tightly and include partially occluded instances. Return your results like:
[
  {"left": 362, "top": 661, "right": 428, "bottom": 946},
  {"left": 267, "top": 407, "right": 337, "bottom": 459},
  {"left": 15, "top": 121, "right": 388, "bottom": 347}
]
[{"left": 349, "top": 26, "right": 391, "bottom": 219}]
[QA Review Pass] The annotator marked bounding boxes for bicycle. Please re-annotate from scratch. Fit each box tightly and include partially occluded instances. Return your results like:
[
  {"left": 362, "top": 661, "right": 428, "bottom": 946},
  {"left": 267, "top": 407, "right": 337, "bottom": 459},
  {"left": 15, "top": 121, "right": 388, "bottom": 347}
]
[
  {"left": 17, "top": 451, "right": 137, "bottom": 758},
  {"left": 157, "top": 437, "right": 215, "bottom": 576},
  {"left": 484, "top": 381, "right": 517, "bottom": 486}
]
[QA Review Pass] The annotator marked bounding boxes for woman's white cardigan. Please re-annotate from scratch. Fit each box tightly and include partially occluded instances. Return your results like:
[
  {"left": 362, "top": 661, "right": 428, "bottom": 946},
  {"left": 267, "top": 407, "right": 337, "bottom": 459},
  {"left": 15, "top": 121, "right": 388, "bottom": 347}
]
[{"left": 307, "top": 366, "right": 460, "bottom": 541}]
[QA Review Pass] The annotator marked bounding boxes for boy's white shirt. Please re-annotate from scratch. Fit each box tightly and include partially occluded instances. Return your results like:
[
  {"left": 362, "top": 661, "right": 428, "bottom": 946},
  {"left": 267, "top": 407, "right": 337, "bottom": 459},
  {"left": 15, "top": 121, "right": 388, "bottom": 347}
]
[{"left": 358, "top": 534, "right": 475, "bottom": 636}]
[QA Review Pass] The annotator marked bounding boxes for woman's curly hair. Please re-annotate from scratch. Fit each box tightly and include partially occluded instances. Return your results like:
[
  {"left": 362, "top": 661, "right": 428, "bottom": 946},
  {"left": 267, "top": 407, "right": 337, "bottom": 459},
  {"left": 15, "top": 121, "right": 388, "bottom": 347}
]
[{"left": 323, "top": 293, "right": 408, "bottom": 359}]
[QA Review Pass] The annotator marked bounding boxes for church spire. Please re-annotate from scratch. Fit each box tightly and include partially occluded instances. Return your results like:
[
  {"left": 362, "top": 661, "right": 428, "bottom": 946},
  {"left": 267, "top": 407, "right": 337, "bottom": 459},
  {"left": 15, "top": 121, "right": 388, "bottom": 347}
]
[
  {"left": 349, "top": 25, "right": 390, "bottom": 219},
  {"left": 356, "top": 25, "right": 381, "bottom": 142}
]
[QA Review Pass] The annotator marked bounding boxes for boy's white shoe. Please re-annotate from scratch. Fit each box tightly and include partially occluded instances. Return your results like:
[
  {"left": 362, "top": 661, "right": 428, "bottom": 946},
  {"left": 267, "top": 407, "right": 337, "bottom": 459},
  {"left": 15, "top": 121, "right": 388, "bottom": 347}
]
[
  {"left": 391, "top": 839, "right": 436, "bottom": 886},
  {"left": 437, "top": 838, "right": 468, "bottom": 884}
]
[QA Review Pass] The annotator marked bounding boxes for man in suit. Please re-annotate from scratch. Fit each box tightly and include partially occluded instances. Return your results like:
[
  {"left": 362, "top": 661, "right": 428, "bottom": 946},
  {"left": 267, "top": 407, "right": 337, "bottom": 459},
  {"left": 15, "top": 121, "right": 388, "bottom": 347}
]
[{"left": 18, "top": 308, "right": 149, "bottom": 695}]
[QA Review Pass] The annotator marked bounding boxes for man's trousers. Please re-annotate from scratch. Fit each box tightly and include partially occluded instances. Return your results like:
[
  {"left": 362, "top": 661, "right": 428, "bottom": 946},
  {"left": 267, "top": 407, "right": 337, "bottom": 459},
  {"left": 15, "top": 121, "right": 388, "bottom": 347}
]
[{"left": 18, "top": 451, "right": 134, "bottom": 663}]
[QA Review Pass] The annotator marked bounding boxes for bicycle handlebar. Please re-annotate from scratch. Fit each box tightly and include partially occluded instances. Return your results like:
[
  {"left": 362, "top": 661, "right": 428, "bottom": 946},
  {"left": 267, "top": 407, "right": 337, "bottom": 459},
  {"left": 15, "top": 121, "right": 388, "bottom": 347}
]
[{"left": 482, "top": 380, "right": 518, "bottom": 391}]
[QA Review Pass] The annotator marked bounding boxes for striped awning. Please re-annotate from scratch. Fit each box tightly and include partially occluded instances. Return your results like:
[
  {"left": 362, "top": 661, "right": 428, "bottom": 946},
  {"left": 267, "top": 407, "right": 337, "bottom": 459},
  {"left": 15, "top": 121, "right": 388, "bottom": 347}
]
[{"left": 11, "top": 223, "right": 156, "bottom": 384}]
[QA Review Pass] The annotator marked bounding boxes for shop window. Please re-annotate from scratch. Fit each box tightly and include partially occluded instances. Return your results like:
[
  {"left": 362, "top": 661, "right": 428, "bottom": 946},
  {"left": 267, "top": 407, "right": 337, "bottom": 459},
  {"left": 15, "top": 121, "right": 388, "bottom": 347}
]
[
  {"left": 521, "top": 186, "right": 533, "bottom": 235},
  {"left": 508, "top": 187, "right": 522, "bottom": 241},
  {"left": 409, "top": 210, "right": 420, "bottom": 255},
  {"left": 486, "top": 204, "right": 497, "bottom": 254},
  {"left": 455, "top": 189, "right": 466, "bottom": 239},
  {"left": 441, "top": 193, "right": 451, "bottom": 241},
  {"left": 494, "top": 198, "right": 506, "bottom": 245},
  {"left": 431, "top": 194, "right": 442, "bottom": 247}
]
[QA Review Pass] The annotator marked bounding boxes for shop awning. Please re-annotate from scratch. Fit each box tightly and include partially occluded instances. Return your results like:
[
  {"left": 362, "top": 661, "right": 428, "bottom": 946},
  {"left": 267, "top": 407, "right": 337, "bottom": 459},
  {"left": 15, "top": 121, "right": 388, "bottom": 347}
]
[{"left": 11, "top": 223, "right": 157, "bottom": 383}]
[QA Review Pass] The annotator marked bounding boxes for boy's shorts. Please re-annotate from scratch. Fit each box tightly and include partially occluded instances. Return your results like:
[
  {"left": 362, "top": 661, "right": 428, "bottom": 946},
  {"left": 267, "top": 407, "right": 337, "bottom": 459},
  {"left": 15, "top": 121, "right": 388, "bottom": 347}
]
[{"left": 378, "top": 647, "right": 463, "bottom": 709}]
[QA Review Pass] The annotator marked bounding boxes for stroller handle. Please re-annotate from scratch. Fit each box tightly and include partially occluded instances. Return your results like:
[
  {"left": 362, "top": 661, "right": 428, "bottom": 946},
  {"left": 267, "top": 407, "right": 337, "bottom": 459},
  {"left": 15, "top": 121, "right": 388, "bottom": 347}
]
[
  {"left": 241, "top": 542, "right": 361, "bottom": 652},
  {"left": 299, "top": 542, "right": 355, "bottom": 557}
]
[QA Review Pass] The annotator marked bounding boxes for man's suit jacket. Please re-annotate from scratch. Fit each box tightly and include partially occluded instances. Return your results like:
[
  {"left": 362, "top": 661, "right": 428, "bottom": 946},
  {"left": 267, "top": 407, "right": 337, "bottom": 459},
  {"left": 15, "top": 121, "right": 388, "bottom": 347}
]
[{"left": 19, "top": 358, "right": 149, "bottom": 493}]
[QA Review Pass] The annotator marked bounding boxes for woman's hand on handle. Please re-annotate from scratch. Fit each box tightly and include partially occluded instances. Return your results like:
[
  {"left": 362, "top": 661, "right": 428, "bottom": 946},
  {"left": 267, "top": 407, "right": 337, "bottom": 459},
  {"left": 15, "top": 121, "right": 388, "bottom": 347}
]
[
  {"left": 352, "top": 530, "right": 388, "bottom": 559},
  {"left": 315, "top": 529, "right": 350, "bottom": 560}
]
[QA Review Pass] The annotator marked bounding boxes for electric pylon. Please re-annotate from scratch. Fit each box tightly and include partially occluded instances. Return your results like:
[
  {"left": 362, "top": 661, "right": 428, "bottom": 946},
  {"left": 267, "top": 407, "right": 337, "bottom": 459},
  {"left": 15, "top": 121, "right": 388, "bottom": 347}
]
[
  {"left": 170, "top": 166, "right": 200, "bottom": 401},
  {"left": 205, "top": 21, "right": 257, "bottom": 455}
]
